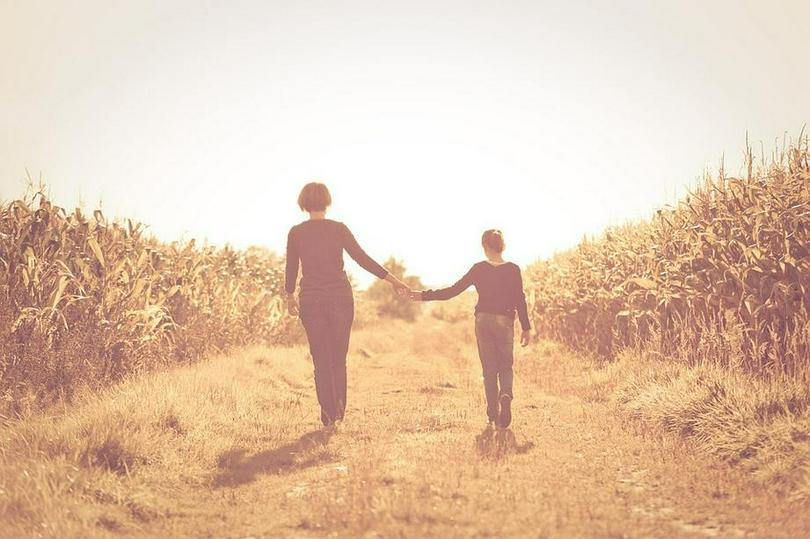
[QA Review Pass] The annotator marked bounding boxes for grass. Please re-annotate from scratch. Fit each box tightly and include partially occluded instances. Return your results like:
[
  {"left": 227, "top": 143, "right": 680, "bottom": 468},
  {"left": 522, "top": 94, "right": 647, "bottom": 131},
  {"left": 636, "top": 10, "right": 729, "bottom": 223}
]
[
  {"left": 1, "top": 318, "right": 809, "bottom": 538},
  {"left": 610, "top": 352, "right": 810, "bottom": 500},
  {"left": 0, "top": 345, "right": 309, "bottom": 537},
  {"left": 522, "top": 340, "right": 810, "bottom": 501}
]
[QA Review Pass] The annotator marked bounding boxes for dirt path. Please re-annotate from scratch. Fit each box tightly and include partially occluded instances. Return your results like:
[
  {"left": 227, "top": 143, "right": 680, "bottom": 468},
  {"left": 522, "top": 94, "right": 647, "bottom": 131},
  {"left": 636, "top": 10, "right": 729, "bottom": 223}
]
[{"left": 132, "top": 322, "right": 807, "bottom": 538}]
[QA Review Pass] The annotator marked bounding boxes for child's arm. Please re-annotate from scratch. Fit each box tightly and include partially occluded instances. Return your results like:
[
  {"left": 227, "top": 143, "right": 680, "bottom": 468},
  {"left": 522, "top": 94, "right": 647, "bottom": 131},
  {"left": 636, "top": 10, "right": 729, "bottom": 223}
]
[{"left": 411, "top": 265, "right": 476, "bottom": 301}]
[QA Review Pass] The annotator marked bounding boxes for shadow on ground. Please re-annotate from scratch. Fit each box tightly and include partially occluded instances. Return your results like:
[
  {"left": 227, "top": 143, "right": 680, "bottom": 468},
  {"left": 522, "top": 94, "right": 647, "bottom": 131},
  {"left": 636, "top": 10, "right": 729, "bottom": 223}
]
[
  {"left": 475, "top": 426, "right": 534, "bottom": 460},
  {"left": 212, "top": 429, "right": 335, "bottom": 487}
]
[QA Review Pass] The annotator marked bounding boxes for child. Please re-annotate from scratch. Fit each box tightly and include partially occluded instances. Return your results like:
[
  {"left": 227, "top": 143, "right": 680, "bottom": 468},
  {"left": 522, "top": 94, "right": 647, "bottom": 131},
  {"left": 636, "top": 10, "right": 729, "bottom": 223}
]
[{"left": 410, "top": 230, "right": 531, "bottom": 428}]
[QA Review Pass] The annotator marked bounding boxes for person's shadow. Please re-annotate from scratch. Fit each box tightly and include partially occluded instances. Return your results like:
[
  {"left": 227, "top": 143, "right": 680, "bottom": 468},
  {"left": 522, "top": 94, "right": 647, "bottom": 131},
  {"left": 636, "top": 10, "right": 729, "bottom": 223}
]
[
  {"left": 475, "top": 425, "right": 534, "bottom": 460},
  {"left": 212, "top": 429, "right": 335, "bottom": 488}
]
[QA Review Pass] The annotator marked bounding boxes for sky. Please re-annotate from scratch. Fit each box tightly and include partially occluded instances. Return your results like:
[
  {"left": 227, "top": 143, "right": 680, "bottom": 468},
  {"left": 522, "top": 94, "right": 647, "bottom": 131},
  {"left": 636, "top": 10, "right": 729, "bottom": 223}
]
[{"left": 2, "top": 0, "right": 809, "bottom": 288}]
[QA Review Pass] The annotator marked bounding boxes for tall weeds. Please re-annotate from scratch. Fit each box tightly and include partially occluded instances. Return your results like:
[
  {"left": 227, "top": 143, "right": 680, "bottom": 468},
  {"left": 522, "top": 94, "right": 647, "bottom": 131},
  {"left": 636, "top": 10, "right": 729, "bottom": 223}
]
[
  {"left": 0, "top": 187, "right": 287, "bottom": 413},
  {"left": 527, "top": 137, "right": 810, "bottom": 376}
]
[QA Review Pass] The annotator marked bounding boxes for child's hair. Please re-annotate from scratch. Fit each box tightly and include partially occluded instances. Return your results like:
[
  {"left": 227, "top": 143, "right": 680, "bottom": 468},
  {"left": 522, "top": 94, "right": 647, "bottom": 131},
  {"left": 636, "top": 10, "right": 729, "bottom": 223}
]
[
  {"left": 482, "top": 229, "right": 505, "bottom": 253},
  {"left": 298, "top": 182, "right": 332, "bottom": 212}
]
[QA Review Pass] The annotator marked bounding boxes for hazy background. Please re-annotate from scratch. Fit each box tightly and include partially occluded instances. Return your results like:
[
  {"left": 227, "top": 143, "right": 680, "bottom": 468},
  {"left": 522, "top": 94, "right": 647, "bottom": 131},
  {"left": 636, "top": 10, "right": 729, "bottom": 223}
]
[{"left": 2, "top": 0, "right": 808, "bottom": 287}]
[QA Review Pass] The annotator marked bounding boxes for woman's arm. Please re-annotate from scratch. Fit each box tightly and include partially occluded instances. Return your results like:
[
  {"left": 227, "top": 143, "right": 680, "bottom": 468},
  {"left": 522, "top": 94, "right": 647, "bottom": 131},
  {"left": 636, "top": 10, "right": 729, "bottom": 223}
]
[
  {"left": 515, "top": 267, "right": 532, "bottom": 346},
  {"left": 343, "top": 224, "right": 389, "bottom": 279},
  {"left": 284, "top": 228, "right": 300, "bottom": 315},
  {"left": 417, "top": 265, "right": 477, "bottom": 301},
  {"left": 343, "top": 224, "right": 410, "bottom": 295}
]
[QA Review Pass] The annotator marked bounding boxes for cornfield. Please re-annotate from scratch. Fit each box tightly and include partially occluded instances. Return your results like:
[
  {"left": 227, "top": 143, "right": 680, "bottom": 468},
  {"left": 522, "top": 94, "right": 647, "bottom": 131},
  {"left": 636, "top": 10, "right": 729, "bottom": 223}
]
[
  {"left": 0, "top": 188, "right": 287, "bottom": 413},
  {"left": 527, "top": 139, "right": 810, "bottom": 375}
]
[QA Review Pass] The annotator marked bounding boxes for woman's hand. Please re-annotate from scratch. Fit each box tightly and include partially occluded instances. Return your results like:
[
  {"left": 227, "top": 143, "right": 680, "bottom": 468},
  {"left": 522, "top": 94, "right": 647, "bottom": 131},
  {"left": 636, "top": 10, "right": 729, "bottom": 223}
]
[
  {"left": 384, "top": 274, "right": 411, "bottom": 297},
  {"left": 520, "top": 329, "right": 531, "bottom": 347},
  {"left": 286, "top": 294, "right": 300, "bottom": 316},
  {"left": 394, "top": 282, "right": 411, "bottom": 297}
]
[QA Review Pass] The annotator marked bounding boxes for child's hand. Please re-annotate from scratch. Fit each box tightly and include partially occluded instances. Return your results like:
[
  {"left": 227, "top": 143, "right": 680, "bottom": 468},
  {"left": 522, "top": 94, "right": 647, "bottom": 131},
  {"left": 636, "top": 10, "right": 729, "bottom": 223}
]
[
  {"left": 408, "top": 290, "right": 423, "bottom": 301},
  {"left": 520, "top": 329, "right": 531, "bottom": 347}
]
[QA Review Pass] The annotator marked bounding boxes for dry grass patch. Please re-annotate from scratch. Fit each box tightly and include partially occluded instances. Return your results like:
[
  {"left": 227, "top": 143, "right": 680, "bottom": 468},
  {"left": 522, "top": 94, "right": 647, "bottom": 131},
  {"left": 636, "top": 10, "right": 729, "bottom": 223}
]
[
  {"left": 0, "top": 346, "right": 311, "bottom": 538},
  {"left": 517, "top": 337, "right": 810, "bottom": 500},
  {"left": 610, "top": 352, "right": 810, "bottom": 499},
  {"left": 525, "top": 350, "right": 810, "bottom": 503}
]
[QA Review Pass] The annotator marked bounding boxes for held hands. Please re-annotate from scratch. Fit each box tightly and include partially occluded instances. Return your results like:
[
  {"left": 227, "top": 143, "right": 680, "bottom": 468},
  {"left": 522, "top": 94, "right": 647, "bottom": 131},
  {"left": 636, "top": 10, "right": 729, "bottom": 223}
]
[
  {"left": 387, "top": 276, "right": 422, "bottom": 300},
  {"left": 393, "top": 282, "right": 411, "bottom": 297},
  {"left": 385, "top": 273, "right": 412, "bottom": 298}
]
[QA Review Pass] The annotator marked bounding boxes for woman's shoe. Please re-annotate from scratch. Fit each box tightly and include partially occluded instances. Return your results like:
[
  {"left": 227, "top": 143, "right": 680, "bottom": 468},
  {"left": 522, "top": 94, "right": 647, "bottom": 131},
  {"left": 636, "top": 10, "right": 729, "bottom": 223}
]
[{"left": 498, "top": 394, "right": 512, "bottom": 428}]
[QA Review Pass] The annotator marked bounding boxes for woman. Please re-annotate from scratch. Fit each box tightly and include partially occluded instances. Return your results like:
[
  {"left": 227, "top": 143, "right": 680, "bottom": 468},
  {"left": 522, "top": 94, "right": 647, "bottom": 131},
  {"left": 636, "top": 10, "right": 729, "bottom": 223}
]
[
  {"left": 285, "top": 182, "right": 410, "bottom": 427},
  {"left": 410, "top": 230, "right": 531, "bottom": 428}
]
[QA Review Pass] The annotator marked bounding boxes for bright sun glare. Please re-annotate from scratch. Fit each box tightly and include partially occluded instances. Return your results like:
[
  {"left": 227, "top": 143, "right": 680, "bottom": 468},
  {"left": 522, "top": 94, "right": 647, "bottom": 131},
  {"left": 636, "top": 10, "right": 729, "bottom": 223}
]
[{"left": 2, "top": 1, "right": 808, "bottom": 287}]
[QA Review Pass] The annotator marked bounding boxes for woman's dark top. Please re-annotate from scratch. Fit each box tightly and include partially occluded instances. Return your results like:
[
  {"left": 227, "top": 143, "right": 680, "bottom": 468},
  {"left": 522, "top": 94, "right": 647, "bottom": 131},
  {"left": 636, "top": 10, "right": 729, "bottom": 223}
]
[
  {"left": 422, "top": 261, "right": 531, "bottom": 331},
  {"left": 285, "top": 219, "right": 388, "bottom": 297}
]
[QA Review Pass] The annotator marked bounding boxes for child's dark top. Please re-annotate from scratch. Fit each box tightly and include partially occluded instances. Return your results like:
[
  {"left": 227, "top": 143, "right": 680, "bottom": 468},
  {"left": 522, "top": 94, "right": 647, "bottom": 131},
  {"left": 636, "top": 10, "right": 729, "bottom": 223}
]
[{"left": 421, "top": 261, "right": 531, "bottom": 331}]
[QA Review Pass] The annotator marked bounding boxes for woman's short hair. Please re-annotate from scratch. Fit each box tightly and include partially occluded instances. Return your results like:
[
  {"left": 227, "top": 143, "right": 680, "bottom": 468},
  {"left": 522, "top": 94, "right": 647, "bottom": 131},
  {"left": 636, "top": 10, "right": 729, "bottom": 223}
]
[
  {"left": 482, "top": 229, "right": 505, "bottom": 253},
  {"left": 298, "top": 182, "right": 332, "bottom": 212}
]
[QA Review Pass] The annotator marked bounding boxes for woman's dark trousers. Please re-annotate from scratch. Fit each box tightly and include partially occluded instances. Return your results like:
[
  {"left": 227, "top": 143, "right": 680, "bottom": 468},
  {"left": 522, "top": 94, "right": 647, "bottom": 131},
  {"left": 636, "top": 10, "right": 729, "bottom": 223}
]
[
  {"left": 299, "top": 294, "right": 355, "bottom": 426},
  {"left": 474, "top": 312, "right": 515, "bottom": 422}
]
